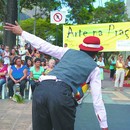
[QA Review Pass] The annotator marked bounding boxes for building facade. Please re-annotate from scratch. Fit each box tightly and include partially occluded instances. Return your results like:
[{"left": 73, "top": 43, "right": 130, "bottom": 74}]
[{"left": 126, "top": 0, "right": 130, "bottom": 18}]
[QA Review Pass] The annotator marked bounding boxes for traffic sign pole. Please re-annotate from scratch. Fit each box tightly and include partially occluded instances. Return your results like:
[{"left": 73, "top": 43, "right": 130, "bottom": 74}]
[
  {"left": 50, "top": 11, "right": 66, "bottom": 46},
  {"left": 56, "top": 25, "right": 58, "bottom": 45}
]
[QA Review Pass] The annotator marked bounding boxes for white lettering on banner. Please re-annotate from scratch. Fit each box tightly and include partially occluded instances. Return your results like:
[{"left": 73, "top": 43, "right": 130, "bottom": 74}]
[{"left": 116, "top": 40, "right": 130, "bottom": 50}]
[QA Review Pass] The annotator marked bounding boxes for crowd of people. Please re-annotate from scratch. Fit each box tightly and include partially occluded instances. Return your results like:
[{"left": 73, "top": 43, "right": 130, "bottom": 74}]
[
  {"left": 0, "top": 42, "right": 130, "bottom": 98},
  {"left": 0, "top": 44, "right": 57, "bottom": 98},
  {"left": 96, "top": 53, "right": 130, "bottom": 91}
]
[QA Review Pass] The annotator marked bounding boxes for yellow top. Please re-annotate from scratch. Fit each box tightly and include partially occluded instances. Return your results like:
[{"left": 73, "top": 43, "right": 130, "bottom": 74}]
[{"left": 116, "top": 61, "right": 124, "bottom": 70}]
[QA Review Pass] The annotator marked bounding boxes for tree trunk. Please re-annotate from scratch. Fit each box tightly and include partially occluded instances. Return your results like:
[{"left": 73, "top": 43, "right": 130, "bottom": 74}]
[{"left": 3, "top": 0, "right": 17, "bottom": 49}]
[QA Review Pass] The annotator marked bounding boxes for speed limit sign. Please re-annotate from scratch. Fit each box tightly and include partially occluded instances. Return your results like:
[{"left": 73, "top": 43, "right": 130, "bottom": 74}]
[{"left": 50, "top": 11, "right": 66, "bottom": 24}]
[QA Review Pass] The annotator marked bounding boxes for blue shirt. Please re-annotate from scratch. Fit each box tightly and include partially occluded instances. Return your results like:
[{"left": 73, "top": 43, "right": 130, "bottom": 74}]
[{"left": 11, "top": 65, "right": 27, "bottom": 80}]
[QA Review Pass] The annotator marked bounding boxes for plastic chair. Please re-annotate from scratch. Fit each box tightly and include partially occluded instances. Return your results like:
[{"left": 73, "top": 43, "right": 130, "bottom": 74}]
[
  {"left": 2, "top": 83, "right": 8, "bottom": 99},
  {"left": 2, "top": 80, "right": 32, "bottom": 100},
  {"left": 1, "top": 75, "right": 9, "bottom": 99},
  {"left": 28, "top": 84, "right": 32, "bottom": 100}
]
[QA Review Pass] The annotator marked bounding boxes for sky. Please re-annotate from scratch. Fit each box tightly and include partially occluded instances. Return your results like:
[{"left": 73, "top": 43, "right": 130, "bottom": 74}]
[
  {"left": 93, "top": 0, "right": 109, "bottom": 7},
  {"left": 93, "top": 0, "right": 126, "bottom": 8}
]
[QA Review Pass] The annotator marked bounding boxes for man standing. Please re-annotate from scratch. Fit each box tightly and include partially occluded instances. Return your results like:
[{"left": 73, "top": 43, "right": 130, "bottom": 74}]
[{"left": 4, "top": 22, "right": 108, "bottom": 130}]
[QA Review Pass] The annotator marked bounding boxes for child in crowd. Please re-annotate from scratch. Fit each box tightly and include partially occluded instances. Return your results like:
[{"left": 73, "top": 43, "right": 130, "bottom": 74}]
[
  {"left": 2, "top": 46, "right": 10, "bottom": 65},
  {"left": 97, "top": 56, "right": 105, "bottom": 81}
]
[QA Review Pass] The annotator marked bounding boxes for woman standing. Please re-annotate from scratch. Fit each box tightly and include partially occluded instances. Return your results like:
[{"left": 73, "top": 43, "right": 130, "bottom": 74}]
[
  {"left": 30, "top": 58, "right": 44, "bottom": 93},
  {"left": 109, "top": 56, "right": 116, "bottom": 80},
  {"left": 114, "top": 54, "right": 125, "bottom": 91}
]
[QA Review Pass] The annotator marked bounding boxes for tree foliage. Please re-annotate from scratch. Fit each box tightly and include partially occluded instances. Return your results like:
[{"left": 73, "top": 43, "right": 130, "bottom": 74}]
[
  {"left": 92, "top": 2, "right": 129, "bottom": 23},
  {"left": 20, "top": 0, "right": 62, "bottom": 19},
  {"left": 0, "top": 0, "right": 129, "bottom": 48},
  {"left": 0, "top": 1, "right": 129, "bottom": 24},
  {"left": 63, "top": 0, "right": 95, "bottom": 24},
  {"left": 20, "top": 18, "right": 63, "bottom": 46},
  {"left": 63, "top": 0, "right": 129, "bottom": 24},
  {"left": 0, "top": 0, "right": 7, "bottom": 22}
]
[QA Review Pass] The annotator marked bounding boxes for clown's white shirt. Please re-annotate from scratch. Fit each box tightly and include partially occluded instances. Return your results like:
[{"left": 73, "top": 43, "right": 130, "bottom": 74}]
[{"left": 22, "top": 31, "right": 108, "bottom": 128}]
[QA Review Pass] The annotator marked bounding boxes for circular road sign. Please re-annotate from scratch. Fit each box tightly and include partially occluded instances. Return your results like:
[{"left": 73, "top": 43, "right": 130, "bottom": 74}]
[{"left": 53, "top": 13, "right": 63, "bottom": 22}]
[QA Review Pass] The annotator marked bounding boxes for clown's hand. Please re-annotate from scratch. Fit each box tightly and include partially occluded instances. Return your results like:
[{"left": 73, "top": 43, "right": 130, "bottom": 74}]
[{"left": 4, "top": 21, "right": 23, "bottom": 35}]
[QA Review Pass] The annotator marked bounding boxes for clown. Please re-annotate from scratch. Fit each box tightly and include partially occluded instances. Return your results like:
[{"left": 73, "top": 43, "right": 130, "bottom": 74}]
[{"left": 4, "top": 22, "right": 108, "bottom": 130}]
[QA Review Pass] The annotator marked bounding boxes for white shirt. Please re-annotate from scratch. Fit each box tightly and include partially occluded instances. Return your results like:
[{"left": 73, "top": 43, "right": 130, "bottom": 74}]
[
  {"left": 19, "top": 48, "right": 27, "bottom": 61},
  {"left": 21, "top": 31, "right": 108, "bottom": 128},
  {"left": 3, "top": 51, "right": 10, "bottom": 64},
  {"left": 97, "top": 61, "right": 105, "bottom": 73},
  {"left": 128, "top": 61, "right": 130, "bottom": 67}
]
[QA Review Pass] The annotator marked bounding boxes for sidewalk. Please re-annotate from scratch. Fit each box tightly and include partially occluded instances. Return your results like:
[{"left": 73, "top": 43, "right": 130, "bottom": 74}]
[
  {"left": 0, "top": 72, "right": 130, "bottom": 130},
  {"left": 0, "top": 100, "right": 32, "bottom": 130},
  {"left": 82, "top": 72, "right": 130, "bottom": 105}
]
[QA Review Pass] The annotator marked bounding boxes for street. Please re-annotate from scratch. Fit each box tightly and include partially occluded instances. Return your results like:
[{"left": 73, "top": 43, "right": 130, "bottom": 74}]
[{"left": 0, "top": 72, "right": 130, "bottom": 130}]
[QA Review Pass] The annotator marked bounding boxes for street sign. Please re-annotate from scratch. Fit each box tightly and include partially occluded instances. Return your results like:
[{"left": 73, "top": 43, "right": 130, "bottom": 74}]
[{"left": 50, "top": 11, "right": 66, "bottom": 24}]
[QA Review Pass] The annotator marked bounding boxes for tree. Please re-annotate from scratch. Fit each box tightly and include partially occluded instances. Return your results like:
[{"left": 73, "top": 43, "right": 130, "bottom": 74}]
[
  {"left": 3, "top": 0, "right": 17, "bottom": 48},
  {"left": 0, "top": 0, "right": 62, "bottom": 48},
  {"left": 19, "top": 0, "right": 63, "bottom": 46},
  {"left": 1, "top": 0, "right": 62, "bottom": 46},
  {"left": 20, "top": 0, "right": 62, "bottom": 19},
  {"left": 63, "top": 0, "right": 95, "bottom": 24},
  {"left": 20, "top": 18, "right": 63, "bottom": 47},
  {"left": 0, "top": 0, "right": 17, "bottom": 47},
  {"left": 92, "top": 1, "right": 129, "bottom": 23},
  {"left": 0, "top": 0, "right": 7, "bottom": 22},
  {"left": 0, "top": 0, "right": 17, "bottom": 46}
]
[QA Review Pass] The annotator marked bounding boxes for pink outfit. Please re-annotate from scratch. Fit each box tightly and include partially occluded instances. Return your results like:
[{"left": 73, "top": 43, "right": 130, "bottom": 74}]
[{"left": 0, "top": 65, "right": 7, "bottom": 79}]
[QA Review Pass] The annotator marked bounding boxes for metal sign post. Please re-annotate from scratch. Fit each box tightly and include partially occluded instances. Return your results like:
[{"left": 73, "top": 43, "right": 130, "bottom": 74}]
[
  {"left": 50, "top": 11, "right": 66, "bottom": 45},
  {"left": 56, "top": 25, "right": 58, "bottom": 46}
]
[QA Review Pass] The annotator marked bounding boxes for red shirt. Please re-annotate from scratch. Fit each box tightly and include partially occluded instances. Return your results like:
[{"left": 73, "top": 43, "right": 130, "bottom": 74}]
[{"left": 0, "top": 65, "right": 7, "bottom": 79}]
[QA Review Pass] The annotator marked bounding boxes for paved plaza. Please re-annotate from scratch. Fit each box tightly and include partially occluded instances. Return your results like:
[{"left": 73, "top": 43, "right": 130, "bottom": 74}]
[{"left": 0, "top": 72, "right": 130, "bottom": 130}]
